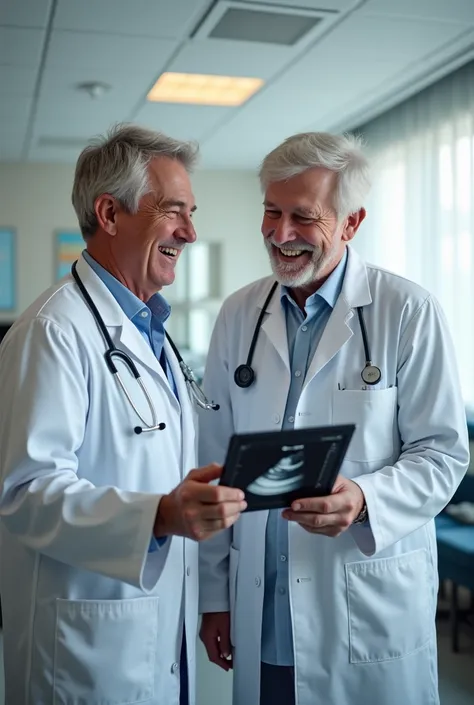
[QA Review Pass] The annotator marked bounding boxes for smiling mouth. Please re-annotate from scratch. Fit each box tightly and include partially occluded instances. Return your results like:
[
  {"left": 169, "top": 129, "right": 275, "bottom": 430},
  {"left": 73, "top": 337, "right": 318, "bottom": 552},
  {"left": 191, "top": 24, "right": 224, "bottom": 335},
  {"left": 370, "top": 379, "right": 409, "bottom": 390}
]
[
  {"left": 275, "top": 246, "right": 311, "bottom": 262},
  {"left": 158, "top": 246, "right": 179, "bottom": 259}
]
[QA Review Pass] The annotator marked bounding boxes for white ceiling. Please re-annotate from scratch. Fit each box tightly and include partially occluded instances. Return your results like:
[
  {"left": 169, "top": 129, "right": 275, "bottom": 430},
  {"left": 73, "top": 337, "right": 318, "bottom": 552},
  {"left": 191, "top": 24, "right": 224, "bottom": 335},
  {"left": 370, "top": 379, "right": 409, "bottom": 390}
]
[{"left": 1, "top": 0, "right": 474, "bottom": 168}]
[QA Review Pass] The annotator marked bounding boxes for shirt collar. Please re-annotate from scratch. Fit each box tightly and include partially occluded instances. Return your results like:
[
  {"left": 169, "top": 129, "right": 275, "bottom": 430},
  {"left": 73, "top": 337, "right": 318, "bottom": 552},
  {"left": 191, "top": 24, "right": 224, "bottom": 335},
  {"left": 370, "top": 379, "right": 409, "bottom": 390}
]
[
  {"left": 281, "top": 248, "right": 347, "bottom": 311},
  {"left": 82, "top": 251, "right": 171, "bottom": 324}
]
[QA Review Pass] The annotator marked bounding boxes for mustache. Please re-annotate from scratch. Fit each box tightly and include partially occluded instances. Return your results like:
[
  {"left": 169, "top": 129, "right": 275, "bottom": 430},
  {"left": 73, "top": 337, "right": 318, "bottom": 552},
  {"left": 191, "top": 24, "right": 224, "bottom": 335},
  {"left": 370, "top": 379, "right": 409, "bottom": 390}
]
[{"left": 266, "top": 240, "right": 315, "bottom": 252}]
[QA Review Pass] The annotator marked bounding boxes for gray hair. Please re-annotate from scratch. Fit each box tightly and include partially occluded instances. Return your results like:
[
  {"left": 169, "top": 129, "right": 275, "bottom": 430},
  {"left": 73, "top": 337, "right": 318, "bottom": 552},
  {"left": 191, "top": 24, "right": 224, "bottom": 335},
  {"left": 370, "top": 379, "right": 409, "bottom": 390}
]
[
  {"left": 259, "top": 132, "right": 371, "bottom": 219},
  {"left": 72, "top": 123, "right": 199, "bottom": 238}
]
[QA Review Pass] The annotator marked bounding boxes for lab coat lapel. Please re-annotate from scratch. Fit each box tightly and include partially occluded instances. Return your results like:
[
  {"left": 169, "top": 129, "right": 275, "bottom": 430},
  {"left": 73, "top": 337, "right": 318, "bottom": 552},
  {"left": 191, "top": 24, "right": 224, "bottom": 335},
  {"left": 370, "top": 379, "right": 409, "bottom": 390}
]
[
  {"left": 258, "top": 284, "right": 290, "bottom": 373},
  {"left": 74, "top": 255, "right": 177, "bottom": 400},
  {"left": 303, "top": 246, "right": 372, "bottom": 388}
]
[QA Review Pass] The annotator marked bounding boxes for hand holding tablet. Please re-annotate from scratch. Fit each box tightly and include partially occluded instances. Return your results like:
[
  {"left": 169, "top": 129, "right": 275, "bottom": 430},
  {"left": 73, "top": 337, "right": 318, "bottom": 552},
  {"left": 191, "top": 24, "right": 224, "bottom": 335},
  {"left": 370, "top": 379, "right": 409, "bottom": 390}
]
[{"left": 219, "top": 424, "right": 355, "bottom": 512}]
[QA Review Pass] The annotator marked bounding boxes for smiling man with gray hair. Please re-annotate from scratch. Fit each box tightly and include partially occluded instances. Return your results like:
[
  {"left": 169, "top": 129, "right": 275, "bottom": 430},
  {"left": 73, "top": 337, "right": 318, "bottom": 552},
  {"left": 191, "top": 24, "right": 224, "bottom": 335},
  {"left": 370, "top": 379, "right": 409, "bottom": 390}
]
[
  {"left": 0, "top": 123, "right": 246, "bottom": 705},
  {"left": 198, "top": 131, "right": 468, "bottom": 705}
]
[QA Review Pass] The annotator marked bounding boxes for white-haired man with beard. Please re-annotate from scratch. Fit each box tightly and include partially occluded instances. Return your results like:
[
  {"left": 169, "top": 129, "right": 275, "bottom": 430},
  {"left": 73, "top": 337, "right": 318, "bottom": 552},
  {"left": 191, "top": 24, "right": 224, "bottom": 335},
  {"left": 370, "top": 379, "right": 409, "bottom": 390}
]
[{"left": 197, "top": 132, "right": 469, "bottom": 705}]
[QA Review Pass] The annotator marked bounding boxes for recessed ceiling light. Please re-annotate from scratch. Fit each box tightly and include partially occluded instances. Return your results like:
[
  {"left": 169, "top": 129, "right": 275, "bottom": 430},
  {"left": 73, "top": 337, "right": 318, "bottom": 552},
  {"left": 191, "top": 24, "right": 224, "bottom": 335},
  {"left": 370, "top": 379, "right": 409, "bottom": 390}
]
[{"left": 147, "top": 72, "right": 264, "bottom": 107}]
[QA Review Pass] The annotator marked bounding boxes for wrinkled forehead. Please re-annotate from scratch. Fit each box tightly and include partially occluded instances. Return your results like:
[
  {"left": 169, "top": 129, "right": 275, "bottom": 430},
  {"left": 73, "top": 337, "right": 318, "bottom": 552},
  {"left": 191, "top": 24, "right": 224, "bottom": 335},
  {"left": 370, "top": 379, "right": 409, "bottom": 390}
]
[
  {"left": 146, "top": 156, "right": 195, "bottom": 207},
  {"left": 265, "top": 167, "right": 338, "bottom": 212}
]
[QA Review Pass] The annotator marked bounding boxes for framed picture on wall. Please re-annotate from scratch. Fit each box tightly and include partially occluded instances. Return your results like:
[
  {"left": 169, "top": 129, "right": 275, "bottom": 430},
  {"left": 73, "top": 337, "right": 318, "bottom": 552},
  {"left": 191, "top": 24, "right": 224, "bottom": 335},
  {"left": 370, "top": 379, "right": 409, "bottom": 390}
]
[
  {"left": 0, "top": 228, "right": 16, "bottom": 311},
  {"left": 55, "top": 231, "right": 84, "bottom": 281}
]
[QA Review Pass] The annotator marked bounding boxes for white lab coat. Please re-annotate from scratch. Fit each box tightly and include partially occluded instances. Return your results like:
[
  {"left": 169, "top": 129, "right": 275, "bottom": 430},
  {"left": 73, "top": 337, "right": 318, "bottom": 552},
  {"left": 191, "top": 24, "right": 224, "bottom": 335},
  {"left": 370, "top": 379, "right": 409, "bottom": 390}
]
[
  {"left": 0, "top": 255, "right": 199, "bottom": 705},
  {"left": 198, "top": 246, "right": 469, "bottom": 705}
]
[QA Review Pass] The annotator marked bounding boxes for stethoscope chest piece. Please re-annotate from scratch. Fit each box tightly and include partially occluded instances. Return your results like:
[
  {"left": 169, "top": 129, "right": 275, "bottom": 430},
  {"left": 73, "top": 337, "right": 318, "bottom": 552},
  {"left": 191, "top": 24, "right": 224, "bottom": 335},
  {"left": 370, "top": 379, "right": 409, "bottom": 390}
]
[
  {"left": 234, "top": 364, "right": 255, "bottom": 388},
  {"left": 361, "top": 363, "right": 382, "bottom": 386}
]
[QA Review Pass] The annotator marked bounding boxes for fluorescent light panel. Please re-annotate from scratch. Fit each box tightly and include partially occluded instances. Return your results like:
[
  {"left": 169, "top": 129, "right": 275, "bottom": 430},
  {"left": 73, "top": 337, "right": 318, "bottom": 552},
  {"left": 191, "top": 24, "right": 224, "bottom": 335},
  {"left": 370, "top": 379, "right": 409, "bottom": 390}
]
[{"left": 147, "top": 72, "right": 264, "bottom": 106}]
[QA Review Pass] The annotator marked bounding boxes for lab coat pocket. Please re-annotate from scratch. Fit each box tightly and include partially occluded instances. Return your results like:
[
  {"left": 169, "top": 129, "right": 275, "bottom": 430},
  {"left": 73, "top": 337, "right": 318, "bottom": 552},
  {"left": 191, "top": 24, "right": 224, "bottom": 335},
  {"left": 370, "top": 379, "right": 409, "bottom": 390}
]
[
  {"left": 53, "top": 596, "right": 159, "bottom": 705},
  {"left": 229, "top": 545, "right": 239, "bottom": 646},
  {"left": 333, "top": 387, "right": 397, "bottom": 462},
  {"left": 345, "top": 548, "right": 430, "bottom": 664}
]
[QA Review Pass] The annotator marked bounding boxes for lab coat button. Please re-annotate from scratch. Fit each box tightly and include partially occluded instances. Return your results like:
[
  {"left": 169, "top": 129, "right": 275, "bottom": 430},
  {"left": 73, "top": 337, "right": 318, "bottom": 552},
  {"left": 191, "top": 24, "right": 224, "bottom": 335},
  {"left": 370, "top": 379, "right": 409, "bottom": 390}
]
[
  {"left": 255, "top": 577, "right": 261, "bottom": 587},
  {"left": 171, "top": 662, "right": 179, "bottom": 674},
  {"left": 272, "top": 414, "right": 280, "bottom": 424}
]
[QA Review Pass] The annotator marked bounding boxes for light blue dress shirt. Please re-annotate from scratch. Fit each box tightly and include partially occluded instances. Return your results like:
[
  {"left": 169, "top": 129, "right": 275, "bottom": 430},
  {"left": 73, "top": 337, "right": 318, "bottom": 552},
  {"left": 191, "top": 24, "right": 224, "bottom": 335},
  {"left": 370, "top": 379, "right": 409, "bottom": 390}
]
[
  {"left": 82, "top": 251, "right": 175, "bottom": 549},
  {"left": 261, "top": 250, "right": 348, "bottom": 667}
]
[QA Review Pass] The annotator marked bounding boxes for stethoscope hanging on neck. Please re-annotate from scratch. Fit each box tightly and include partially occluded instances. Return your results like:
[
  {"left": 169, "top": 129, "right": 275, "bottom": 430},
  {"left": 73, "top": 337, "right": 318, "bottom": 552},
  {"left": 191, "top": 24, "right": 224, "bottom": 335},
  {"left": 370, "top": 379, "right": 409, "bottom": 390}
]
[
  {"left": 71, "top": 261, "right": 219, "bottom": 436},
  {"left": 234, "top": 282, "right": 381, "bottom": 389}
]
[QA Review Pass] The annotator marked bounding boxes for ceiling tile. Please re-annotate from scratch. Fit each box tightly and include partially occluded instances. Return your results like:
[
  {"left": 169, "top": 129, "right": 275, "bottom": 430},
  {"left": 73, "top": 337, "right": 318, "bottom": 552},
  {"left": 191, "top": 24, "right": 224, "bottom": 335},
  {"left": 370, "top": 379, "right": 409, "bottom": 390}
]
[
  {"left": 135, "top": 103, "right": 232, "bottom": 142},
  {"left": 0, "top": 66, "right": 37, "bottom": 95},
  {"left": 0, "top": 130, "right": 25, "bottom": 161},
  {"left": 33, "top": 95, "right": 135, "bottom": 139},
  {"left": 0, "top": 0, "right": 51, "bottom": 28},
  {"left": 168, "top": 38, "right": 291, "bottom": 80},
  {"left": 0, "top": 94, "right": 32, "bottom": 127},
  {"left": 54, "top": 0, "right": 212, "bottom": 38},
  {"left": 45, "top": 30, "right": 178, "bottom": 74},
  {"left": 0, "top": 27, "right": 45, "bottom": 67},
  {"left": 360, "top": 0, "right": 474, "bottom": 23}
]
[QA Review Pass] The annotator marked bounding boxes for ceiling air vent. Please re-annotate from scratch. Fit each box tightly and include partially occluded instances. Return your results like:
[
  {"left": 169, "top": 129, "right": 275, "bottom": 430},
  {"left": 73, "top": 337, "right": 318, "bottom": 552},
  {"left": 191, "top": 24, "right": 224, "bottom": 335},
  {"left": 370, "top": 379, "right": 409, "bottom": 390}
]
[{"left": 193, "top": 1, "right": 337, "bottom": 47}]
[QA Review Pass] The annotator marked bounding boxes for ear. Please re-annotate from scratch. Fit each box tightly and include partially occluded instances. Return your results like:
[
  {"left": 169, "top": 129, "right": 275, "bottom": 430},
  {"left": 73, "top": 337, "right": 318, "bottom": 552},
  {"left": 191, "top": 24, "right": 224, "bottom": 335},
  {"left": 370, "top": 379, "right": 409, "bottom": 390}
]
[
  {"left": 94, "top": 194, "right": 119, "bottom": 236},
  {"left": 341, "top": 208, "right": 366, "bottom": 242}
]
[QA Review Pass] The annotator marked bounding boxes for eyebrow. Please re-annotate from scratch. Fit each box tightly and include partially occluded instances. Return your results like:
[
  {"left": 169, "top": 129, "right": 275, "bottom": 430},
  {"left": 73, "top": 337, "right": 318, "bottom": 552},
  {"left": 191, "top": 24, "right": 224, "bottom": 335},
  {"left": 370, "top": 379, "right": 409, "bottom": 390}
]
[
  {"left": 162, "top": 199, "right": 197, "bottom": 212},
  {"left": 263, "top": 201, "right": 315, "bottom": 217}
]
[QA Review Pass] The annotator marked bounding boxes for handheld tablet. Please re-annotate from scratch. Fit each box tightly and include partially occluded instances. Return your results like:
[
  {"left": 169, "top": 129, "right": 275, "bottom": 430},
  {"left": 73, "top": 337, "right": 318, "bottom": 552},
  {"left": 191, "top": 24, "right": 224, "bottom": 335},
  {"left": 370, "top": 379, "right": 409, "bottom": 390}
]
[{"left": 219, "top": 424, "right": 356, "bottom": 512}]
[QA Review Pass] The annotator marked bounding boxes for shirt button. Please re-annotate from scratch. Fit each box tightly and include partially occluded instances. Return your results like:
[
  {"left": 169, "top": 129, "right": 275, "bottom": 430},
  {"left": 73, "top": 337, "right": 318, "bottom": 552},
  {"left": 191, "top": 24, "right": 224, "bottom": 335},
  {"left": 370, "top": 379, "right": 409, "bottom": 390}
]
[
  {"left": 171, "top": 662, "right": 179, "bottom": 674},
  {"left": 272, "top": 414, "right": 280, "bottom": 424},
  {"left": 255, "top": 577, "right": 262, "bottom": 587},
  {"left": 140, "top": 310, "right": 148, "bottom": 318},
  {"left": 280, "top": 554, "right": 287, "bottom": 562},
  {"left": 278, "top": 586, "right": 286, "bottom": 595},
  {"left": 301, "top": 325, "right": 308, "bottom": 332},
  {"left": 294, "top": 370, "right": 302, "bottom": 378},
  {"left": 288, "top": 416, "right": 295, "bottom": 423}
]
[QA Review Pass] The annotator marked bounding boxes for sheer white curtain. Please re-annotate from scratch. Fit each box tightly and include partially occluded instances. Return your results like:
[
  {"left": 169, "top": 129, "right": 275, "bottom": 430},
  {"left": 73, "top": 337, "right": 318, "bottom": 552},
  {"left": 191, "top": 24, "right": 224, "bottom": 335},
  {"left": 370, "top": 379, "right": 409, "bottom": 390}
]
[{"left": 354, "top": 60, "right": 474, "bottom": 407}]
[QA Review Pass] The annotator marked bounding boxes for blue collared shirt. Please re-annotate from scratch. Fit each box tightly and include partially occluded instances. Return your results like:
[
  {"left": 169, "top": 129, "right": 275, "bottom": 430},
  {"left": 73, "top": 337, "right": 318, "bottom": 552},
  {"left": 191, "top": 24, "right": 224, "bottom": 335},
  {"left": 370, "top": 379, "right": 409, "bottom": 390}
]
[
  {"left": 82, "top": 251, "right": 175, "bottom": 550},
  {"left": 261, "top": 250, "right": 348, "bottom": 666}
]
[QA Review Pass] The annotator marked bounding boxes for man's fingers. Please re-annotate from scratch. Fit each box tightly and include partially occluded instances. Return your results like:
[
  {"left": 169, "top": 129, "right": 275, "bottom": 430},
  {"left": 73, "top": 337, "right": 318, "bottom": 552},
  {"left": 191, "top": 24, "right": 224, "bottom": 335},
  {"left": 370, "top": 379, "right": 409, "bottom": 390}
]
[
  {"left": 202, "top": 635, "right": 232, "bottom": 671},
  {"left": 283, "top": 510, "right": 350, "bottom": 530},
  {"left": 198, "top": 500, "right": 247, "bottom": 521},
  {"left": 289, "top": 492, "right": 347, "bottom": 514},
  {"left": 188, "top": 462, "right": 223, "bottom": 484}
]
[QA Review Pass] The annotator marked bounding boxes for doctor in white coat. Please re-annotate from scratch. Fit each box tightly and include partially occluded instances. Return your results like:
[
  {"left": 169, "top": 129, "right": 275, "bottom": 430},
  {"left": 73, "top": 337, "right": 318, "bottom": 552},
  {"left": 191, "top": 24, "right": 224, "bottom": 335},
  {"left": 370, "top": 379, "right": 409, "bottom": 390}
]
[
  {"left": 199, "top": 132, "right": 469, "bottom": 705},
  {"left": 0, "top": 124, "right": 246, "bottom": 705}
]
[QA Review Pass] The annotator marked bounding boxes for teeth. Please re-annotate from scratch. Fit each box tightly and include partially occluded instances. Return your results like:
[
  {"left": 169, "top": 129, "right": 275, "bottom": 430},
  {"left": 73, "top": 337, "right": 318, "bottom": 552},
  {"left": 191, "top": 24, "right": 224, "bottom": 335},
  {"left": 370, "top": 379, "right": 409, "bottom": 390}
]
[
  {"left": 159, "top": 247, "right": 178, "bottom": 256},
  {"left": 280, "top": 248, "right": 303, "bottom": 257}
]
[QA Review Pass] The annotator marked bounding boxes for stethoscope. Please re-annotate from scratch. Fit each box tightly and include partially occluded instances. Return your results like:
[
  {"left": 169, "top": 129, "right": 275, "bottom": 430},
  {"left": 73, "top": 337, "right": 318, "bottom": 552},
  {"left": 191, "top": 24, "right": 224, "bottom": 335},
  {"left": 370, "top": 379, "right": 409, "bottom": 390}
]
[
  {"left": 71, "top": 261, "right": 219, "bottom": 436},
  {"left": 234, "top": 282, "right": 382, "bottom": 388}
]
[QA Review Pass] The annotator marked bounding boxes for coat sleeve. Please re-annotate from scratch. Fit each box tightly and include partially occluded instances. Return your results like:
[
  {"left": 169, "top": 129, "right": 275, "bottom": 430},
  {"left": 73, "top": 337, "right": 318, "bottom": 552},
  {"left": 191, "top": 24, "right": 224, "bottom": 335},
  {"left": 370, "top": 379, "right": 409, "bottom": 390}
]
[
  {"left": 351, "top": 294, "right": 470, "bottom": 556},
  {"left": 198, "top": 305, "right": 233, "bottom": 614},
  {"left": 0, "top": 317, "right": 169, "bottom": 592}
]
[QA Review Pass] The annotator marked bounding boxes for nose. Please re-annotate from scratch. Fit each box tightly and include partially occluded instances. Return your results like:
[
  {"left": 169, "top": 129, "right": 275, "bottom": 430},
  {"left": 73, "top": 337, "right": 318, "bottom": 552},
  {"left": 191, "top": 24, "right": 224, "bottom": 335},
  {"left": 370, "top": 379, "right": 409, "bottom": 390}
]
[
  {"left": 264, "top": 215, "right": 297, "bottom": 245},
  {"left": 178, "top": 216, "right": 197, "bottom": 244}
]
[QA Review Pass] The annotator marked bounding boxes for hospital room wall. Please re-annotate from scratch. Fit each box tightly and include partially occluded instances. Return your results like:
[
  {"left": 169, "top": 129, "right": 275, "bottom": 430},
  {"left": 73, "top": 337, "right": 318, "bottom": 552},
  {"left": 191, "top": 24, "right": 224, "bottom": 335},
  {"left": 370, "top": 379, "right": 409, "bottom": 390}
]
[{"left": 0, "top": 163, "right": 270, "bottom": 323}]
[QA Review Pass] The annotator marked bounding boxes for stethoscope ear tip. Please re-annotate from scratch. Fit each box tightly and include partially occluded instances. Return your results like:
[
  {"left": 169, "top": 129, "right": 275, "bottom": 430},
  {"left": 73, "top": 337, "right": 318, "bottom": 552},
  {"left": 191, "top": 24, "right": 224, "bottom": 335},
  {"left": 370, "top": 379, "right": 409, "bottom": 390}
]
[{"left": 134, "top": 426, "right": 143, "bottom": 435}]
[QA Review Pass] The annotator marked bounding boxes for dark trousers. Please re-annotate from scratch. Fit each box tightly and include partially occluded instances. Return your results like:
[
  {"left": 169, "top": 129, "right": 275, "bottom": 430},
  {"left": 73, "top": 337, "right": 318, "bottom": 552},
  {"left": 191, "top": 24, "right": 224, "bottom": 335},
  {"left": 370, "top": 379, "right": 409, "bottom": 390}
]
[
  {"left": 260, "top": 662, "right": 296, "bottom": 705},
  {"left": 180, "top": 629, "right": 188, "bottom": 705}
]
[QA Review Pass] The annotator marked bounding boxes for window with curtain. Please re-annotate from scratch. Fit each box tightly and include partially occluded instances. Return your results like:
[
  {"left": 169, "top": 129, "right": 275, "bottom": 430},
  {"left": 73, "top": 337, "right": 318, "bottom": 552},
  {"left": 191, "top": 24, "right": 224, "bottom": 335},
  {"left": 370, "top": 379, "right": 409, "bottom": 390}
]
[
  {"left": 165, "top": 241, "right": 222, "bottom": 366},
  {"left": 354, "top": 59, "right": 474, "bottom": 407}
]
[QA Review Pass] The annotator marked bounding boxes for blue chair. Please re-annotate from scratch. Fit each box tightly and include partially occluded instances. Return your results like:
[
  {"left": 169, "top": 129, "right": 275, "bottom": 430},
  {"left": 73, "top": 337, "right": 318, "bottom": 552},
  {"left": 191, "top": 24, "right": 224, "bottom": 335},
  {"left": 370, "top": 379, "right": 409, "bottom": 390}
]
[{"left": 436, "top": 474, "right": 474, "bottom": 651}]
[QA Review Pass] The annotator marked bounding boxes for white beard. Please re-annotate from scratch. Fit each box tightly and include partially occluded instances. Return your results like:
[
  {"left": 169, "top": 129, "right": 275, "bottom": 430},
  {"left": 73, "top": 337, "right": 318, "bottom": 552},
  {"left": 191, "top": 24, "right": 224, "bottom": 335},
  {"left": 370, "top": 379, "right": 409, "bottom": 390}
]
[{"left": 264, "top": 240, "right": 336, "bottom": 288}]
